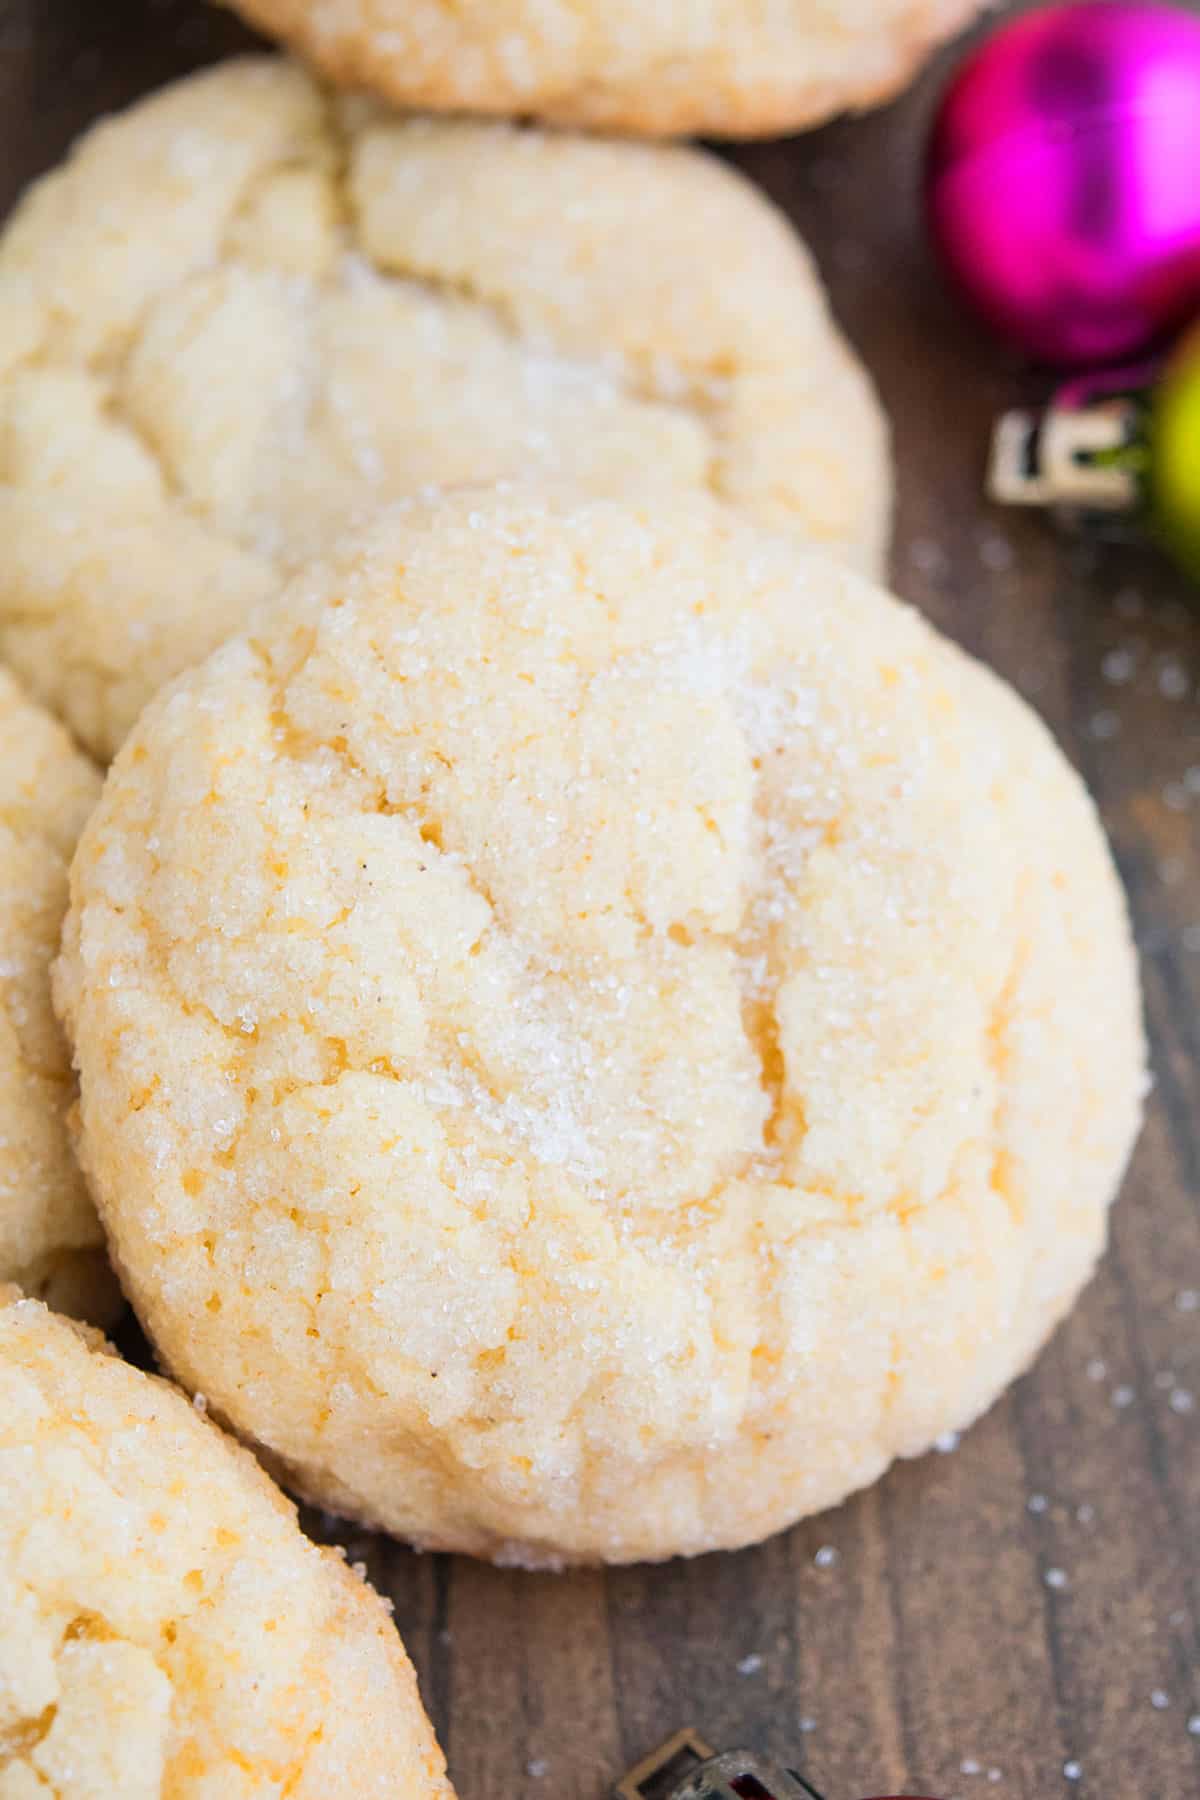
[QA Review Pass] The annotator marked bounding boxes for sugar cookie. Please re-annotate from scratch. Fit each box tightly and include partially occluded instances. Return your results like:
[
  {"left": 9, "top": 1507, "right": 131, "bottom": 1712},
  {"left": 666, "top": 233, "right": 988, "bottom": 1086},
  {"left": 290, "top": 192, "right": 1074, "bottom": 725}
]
[
  {"left": 0, "top": 57, "right": 888, "bottom": 761},
  {"left": 226, "top": 0, "right": 982, "bottom": 138},
  {"left": 0, "top": 1290, "right": 453, "bottom": 1798},
  {"left": 57, "top": 491, "right": 1144, "bottom": 1564},
  {"left": 0, "top": 669, "right": 115, "bottom": 1322}
]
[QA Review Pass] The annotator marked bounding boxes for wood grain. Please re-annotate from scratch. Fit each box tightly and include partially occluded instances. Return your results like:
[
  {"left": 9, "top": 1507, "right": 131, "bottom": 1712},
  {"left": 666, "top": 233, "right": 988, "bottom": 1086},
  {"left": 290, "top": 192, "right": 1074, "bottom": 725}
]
[{"left": 7, "top": 3, "right": 1199, "bottom": 1795}]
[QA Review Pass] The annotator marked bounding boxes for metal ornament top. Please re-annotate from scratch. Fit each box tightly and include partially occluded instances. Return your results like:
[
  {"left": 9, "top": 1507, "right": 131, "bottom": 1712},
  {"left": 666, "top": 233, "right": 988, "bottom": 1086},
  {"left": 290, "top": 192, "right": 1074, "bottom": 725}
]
[{"left": 616, "top": 1728, "right": 945, "bottom": 1800}]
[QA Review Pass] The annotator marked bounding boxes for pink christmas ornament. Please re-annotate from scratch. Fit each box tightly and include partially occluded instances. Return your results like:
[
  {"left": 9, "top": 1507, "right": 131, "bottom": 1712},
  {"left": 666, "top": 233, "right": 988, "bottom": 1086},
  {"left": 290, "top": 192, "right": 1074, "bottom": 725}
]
[{"left": 926, "top": 0, "right": 1200, "bottom": 365}]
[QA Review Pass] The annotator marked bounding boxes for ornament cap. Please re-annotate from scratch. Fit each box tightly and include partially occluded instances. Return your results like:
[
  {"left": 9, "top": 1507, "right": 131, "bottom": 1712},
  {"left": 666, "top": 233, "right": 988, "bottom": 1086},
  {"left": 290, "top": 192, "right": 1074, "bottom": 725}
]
[
  {"left": 615, "top": 1729, "right": 949, "bottom": 1800},
  {"left": 616, "top": 1729, "right": 717, "bottom": 1800},
  {"left": 615, "top": 1734, "right": 824, "bottom": 1800},
  {"left": 988, "top": 398, "right": 1142, "bottom": 513}
]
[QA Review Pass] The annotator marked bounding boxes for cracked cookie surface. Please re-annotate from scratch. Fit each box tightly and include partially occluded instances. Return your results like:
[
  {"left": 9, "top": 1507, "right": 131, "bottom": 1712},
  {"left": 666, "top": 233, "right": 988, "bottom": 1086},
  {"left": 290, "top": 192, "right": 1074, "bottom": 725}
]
[
  {"left": 0, "top": 1290, "right": 453, "bottom": 1799},
  {"left": 57, "top": 490, "right": 1145, "bottom": 1564},
  {"left": 0, "top": 669, "right": 117, "bottom": 1324},
  {"left": 226, "top": 0, "right": 983, "bottom": 138},
  {"left": 0, "top": 56, "right": 889, "bottom": 763}
]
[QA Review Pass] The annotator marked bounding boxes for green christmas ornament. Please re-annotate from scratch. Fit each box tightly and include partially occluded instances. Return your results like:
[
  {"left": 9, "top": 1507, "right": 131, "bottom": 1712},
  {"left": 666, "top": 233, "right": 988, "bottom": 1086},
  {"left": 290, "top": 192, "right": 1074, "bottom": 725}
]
[{"left": 1152, "top": 322, "right": 1200, "bottom": 582}]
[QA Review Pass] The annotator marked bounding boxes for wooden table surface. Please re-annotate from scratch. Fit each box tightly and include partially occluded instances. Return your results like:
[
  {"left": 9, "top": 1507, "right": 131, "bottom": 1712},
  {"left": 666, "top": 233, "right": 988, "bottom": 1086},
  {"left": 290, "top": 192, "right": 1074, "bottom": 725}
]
[{"left": 6, "top": 3, "right": 1199, "bottom": 1796}]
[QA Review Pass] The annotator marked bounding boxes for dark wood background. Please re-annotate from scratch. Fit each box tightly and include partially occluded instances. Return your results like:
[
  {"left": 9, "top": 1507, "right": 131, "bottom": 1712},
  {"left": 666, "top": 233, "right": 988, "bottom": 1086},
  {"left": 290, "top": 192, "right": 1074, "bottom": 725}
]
[{"left": 6, "top": 3, "right": 1198, "bottom": 1795}]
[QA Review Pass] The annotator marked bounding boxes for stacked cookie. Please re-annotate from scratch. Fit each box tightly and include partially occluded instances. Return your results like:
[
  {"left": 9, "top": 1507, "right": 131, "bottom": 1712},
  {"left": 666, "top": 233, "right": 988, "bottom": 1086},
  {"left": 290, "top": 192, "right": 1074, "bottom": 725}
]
[
  {"left": 0, "top": 59, "right": 888, "bottom": 761},
  {"left": 223, "top": 0, "right": 987, "bottom": 137},
  {"left": 0, "top": 9, "right": 1144, "bottom": 1798}
]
